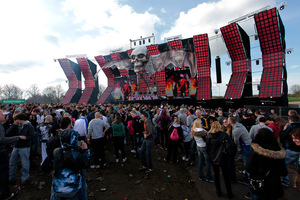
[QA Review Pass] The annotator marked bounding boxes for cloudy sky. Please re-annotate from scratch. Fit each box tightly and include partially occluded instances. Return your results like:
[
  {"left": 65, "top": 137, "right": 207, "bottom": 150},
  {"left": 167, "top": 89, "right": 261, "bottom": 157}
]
[{"left": 0, "top": 0, "right": 299, "bottom": 97}]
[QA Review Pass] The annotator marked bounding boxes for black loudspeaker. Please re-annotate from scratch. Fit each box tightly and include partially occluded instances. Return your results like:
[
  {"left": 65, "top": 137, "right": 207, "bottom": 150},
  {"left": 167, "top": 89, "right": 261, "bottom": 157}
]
[{"left": 216, "top": 56, "right": 222, "bottom": 83}]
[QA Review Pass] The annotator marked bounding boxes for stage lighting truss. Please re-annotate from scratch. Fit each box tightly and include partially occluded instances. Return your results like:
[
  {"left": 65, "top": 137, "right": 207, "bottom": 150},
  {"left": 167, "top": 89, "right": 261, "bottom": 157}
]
[
  {"left": 254, "top": 8, "right": 283, "bottom": 55},
  {"left": 220, "top": 23, "right": 247, "bottom": 61}
]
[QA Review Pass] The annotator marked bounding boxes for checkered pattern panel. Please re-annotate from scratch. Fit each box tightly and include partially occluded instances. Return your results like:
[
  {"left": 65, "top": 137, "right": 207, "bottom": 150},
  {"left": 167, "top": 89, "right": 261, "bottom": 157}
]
[
  {"left": 220, "top": 23, "right": 246, "bottom": 61},
  {"left": 168, "top": 40, "right": 182, "bottom": 50},
  {"left": 259, "top": 67, "right": 283, "bottom": 98},
  {"left": 138, "top": 72, "right": 156, "bottom": 94},
  {"left": 197, "top": 76, "right": 211, "bottom": 100},
  {"left": 193, "top": 34, "right": 210, "bottom": 67},
  {"left": 254, "top": 8, "right": 283, "bottom": 54},
  {"left": 58, "top": 59, "right": 79, "bottom": 89},
  {"left": 197, "top": 66, "right": 210, "bottom": 77},
  {"left": 110, "top": 53, "right": 121, "bottom": 61},
  {"left": 147, "top": 45, "right": 160, "bottom": 55},
  {"left": 154, "top": 70, "right": 166, "bottom": 96},
  {"left": 225, "top": 72, "right": 247, "bottom": 99},
  {"left": 76, "top": 58, "right": 95, "bottom": 88},
  {"left": 95, "top": 56, "right": 114, "bottom": 87},
  {"left": 97, "top": 86, "right": 114, "bottom": 104},
  {"left": 127, "top": 49, "right": 133, "bottom": 57},
  {"left": 262, "top": 52, "right": 284, "bottom": 68},
  {"left": 232, "top": 59, "right": 251, "bottom": 73},
  {"left": 94, "top": 55, "right": 106, "bottom": 67}
]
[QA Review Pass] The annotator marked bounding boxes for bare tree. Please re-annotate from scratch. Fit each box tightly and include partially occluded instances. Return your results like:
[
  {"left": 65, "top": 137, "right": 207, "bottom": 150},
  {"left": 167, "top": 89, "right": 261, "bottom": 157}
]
[
  {"left": 55, "top": 84, "right": 65, "bottom": 103},
  {"left": 290, "top": 84, "right": 300, "bottom": 96},
  {"left": 42, "top": 86, "right": 56, "bottom": 103},
  {"left": 97, "top": 83, "right": 106, "bottom": 99},
  {"left": 1, "top": 84, "right": 23, "bottom": 99},
  {"left": 26, "top": 84, "right": 41, "bottom": 102}
]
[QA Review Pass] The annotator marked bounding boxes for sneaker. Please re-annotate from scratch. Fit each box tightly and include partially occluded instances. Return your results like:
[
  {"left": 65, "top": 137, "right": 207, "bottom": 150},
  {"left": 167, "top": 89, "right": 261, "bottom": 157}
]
[
  {"left": 198, "top": 178, "right": 205, "bottom": 181},
  {"left": 4, "top": 193, "right": 14, "bottom": 200},
  {"left": 131, "top": 149, "right": 136, "bottom": 153},
  {"left": 139, "top": 166, "right": 147, "bottom": 171},
  {"left": 95, "top": 165, "right": 100, "bottom": 169},
  {"left": 122, "top": 157, "right": 127, "bottom": 162},
  {"left": 182, "top": 156, "right": 189, "bottom": 161},
  {"left": 244, "top": 191, "right": 251, "bottom": 199},
  {"left": 206, "top": 179, "right": 215, "bottom": 183},
  {"left": 116, "top": 159, "right": 119, "bottom": 163},
  {"left": 90, "top": 165, "right": 96, "bottom": 169},
  {"left": 145, "top": 168, "right": 153, "bottom": 173},
  {"left": 281, "top": 182, "right": 289, "bottom": 187}
]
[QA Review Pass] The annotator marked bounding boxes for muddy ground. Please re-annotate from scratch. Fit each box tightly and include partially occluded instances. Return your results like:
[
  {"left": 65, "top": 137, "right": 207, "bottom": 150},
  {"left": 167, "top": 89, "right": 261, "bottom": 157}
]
[{"left": 8, "top": 142, "right": 300, "bottom": 200}]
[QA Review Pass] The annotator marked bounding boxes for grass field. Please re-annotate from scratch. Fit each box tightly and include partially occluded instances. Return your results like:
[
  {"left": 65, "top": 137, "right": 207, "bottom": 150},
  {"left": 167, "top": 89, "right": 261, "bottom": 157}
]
[{"left": 289, "top": 97, "right": 300, "bottom": 102}]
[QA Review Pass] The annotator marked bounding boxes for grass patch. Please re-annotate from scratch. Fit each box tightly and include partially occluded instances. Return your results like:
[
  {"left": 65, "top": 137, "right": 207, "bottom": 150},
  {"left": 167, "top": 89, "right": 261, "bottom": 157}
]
[{"left": 289, "top": 97, "right": 300, "bottom": 102}]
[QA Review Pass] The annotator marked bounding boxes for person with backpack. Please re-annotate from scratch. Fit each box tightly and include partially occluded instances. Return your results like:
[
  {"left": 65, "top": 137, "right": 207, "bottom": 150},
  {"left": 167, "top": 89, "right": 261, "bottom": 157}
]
[
  {"left": 156, "top": 109, "right": 171, "bottom": 150},
  {"left": 164, "top": 118, "right": 183, "bottom": 163},
  {"left": 51, "top": 117, "right": 90, "bottom": 200}
]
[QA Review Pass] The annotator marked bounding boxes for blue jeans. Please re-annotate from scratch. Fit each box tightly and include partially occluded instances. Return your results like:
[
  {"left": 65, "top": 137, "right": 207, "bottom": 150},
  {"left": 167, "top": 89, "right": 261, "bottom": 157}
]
[
  {"left": 9, "top": 147, "right": 30, "bottom": 182},
  {"left": 241, "top": 145, "right": 251, "bottom": 166},
  {"left": 281, "top": 149, "right": 300, "bottom": 184},
  {"left": 134, "top": 134, "right": 143, "bottom": 157},
  {"left": 197, "top": 146, "right": 212, "bottom": 180},
  {"left": 140, "top": 140, "right": 153, "bottom": 169}
]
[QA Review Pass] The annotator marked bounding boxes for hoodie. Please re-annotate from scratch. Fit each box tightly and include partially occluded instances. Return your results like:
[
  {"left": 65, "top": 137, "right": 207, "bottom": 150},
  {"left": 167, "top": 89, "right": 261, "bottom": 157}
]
[{"left": 6, "top": 121, "right": 34, "bottom": 148}]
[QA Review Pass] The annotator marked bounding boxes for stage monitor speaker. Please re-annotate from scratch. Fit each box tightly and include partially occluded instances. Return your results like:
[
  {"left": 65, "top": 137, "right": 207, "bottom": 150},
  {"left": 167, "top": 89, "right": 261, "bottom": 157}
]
[{"left": 216, "top": 56, "right": 222, "bottom": 83}]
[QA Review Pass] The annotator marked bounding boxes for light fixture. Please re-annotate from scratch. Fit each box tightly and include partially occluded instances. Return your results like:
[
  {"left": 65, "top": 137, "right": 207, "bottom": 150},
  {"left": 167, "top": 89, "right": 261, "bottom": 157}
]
[
  {"left": 214, "top": 29, "right": 220, "bottom": 34},
  {"left": 256, "top": 59, "right": 259, "bottom": 65},
  {"left": 277, "top": 2, "right": 287, "bottom": 10},
  {"left": 225, "top": 61, "right": 231, "bottom": 66},
  {"left": 286, "top": 48, "right": 294, "bottom": 54}
]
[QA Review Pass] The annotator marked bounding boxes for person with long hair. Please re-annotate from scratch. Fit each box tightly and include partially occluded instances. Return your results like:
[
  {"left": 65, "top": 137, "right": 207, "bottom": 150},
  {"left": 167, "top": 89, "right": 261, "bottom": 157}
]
[
  {"left": 191, "top": 119, "right": 213, "bottom": 182},
  {"left": 112, "top": 115, "right": 127, "bottom": 163},
  {"left": 206, "top": 121, "right": 234, "bottom": 198},
  {"left": 246, "top": 128, "right": 287, "bottom": 200}
]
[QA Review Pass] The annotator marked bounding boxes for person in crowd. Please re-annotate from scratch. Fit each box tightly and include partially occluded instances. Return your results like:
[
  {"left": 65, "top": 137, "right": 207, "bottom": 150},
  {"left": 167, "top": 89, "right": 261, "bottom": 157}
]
[
  {"left": 206, "top": 121, "right": 234, "bottom": 198},
  {"left": 156, "top": 109, "right": 171, "bottom": 150},
  {"left": 186, "top": 108, "right": 196, "bottom": 130},
  {"left": 51, "top": 117, "right": 90, "bottom": 200},
  {"left": 152, "top": 108, "right": 161, "bottom": 145},
  {"left": 74, "top": 111, "right": 88, "bottom": 142},
  {"left": 217, "top": 110, "right": 226, "bottom": 125},
  {"left": 265, "top": 116, "right": 281, "bottom": 140},
  {"left": 249, "top": 117, "right": 273, "bottom": 140},
  {"left": 181, "top": 120, "right": 191, "bottom": 162},
  {"left": 131, "top": 110, "right": 144, "bottom": 158},
  {"left": 6, "top": 113, "right": 34, "bottom": 184},
  {"left": 280, "top": 114, "right": 300, "bottom": 187},
  {"left": 139, "top": 112, "right": 155, "bottom": 173},
  {"left": 87, "top": 112, "right": 110, "bottom": 168},
  {"left": 112, "top": 115, "right": 127, "bottom": 163},
  {"left": 269, "top": 109, "right": 278, "bottom": 118},
  {"left": 207, "top": 109, "right": 218, "bottom": 131},
  {"left": 37, "top": 115, "right": 53, "bottom": 166},
  {"left": 0, "top": 110, "right": 27, "bottom": 199},
  {"left": 164, "top": 118, "right": 183, "bottom": 163},
  {"left": 241, "top": 113, "right": 256, "bottom": 132},
  {"left": 191, "top": 119, "right": 213, "bottom": 182},
  {"left": 245, "top": 128, "right": 287, "bottom": 200},
  {"left": 63, "top": 112, "right": 75, "bottom": 127},
  {"left": 228, "top": 116, "right": 252, "bottom": 166},
  {"left": 177, "top": 108, "right": 187, "bottom": 124}
]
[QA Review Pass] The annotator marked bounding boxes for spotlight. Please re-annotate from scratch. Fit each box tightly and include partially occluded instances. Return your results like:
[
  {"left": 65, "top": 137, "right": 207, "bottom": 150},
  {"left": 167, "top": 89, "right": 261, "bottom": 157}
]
[
  {"left": 277, "top": 2, "right": 287, "bottom": 10},
  {"left": 256, "top": 59, "right": 259, "bottom": 65},
  {"left": 225, "top": 61, "right": 231, "bottom": 66},
  {"left": 254, "top": 35, "right": 259, "bottom": 40},
  {"left": 286, "top": 48, "right": 294, "bottom": 54},
  {"left": 214, "top": 29, "right": 219, "bottom": 34}
]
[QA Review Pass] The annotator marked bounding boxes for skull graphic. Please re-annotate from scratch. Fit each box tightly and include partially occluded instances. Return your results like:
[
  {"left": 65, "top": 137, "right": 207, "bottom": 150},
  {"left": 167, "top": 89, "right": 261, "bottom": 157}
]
[{"left": 130, "top": 46, "right": 149, "bottom": 73}]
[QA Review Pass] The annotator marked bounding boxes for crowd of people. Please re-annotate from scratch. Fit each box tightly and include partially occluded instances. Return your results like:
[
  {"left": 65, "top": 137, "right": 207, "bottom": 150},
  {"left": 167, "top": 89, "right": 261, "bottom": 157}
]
[{"left": 0, "top": 102, "right": 299, "bottom": 200}]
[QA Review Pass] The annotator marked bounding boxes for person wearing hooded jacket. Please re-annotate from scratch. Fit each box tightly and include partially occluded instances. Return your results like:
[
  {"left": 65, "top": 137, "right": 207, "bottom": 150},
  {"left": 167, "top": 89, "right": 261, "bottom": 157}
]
[
  {"left": 164, "top": 118, "right": 183, "bottom": 163},
  {"left": 51, "top": 117, "right": 90, "bottom": 200},
  {"left": 245, "top": 128, "right": 287, "bottom": 200},
  {"left": 6, "top": 113, "right": 34, "bottom": 184}
]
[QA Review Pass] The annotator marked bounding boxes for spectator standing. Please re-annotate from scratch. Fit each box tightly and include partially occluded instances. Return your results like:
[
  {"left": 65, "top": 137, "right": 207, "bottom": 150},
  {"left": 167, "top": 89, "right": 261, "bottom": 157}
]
[
  {"left": 112, "top": 115, "right": 127, "bottom": 163},
  {"left": 249, "top": 117, "right": 273, "bottom": 140},
  {"left": 156, "top": 109, "right": 171, "bottom": 150},
  {"left": 37, "top": 115, "right": 53, "bottom": 166},
  {"left": 74, "top": 111, "right": 88, "bottom": 142}
]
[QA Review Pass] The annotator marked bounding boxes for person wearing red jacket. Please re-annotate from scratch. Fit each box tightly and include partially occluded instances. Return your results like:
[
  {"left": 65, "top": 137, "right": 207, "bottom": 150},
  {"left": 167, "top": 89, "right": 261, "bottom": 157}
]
[{"left": 266, "top": 116, "right": 281, "bottom": 139}]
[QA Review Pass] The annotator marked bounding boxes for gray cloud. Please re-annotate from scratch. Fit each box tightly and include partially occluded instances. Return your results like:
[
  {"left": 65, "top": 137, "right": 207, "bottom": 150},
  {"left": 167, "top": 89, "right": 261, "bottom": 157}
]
[
  {"left": 44, "top": 35, "right": 60, "bottom": 47},
  {"left": 48, "top": 78, "right": 67, "bottom": 85},
  {"left": 0, "top": 60, "right": 45, "bottom": 73}
]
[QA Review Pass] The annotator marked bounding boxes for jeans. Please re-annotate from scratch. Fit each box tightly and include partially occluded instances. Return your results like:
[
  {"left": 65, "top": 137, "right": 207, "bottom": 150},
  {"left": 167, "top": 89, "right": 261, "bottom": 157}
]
[
  {"left": 140, "top": 140, "right": 153, "bottom": 169},
  {"left": 134, "top": 134, "right": 143, "bottom": 157},
  {"left": 281, "top": 149, "right": 300, "bottom": 184},
  {"left": 241, "top": 145, "right": 251, "bottom": 166},
  {"left": 32, "top": 131, "right": 40, "bottom": 156},
  {"left": 197, "top": 146, "right": 212, "bottom": 180},
  {"left": 189, "top": 139, "right": 196, "bottom": 163},
  {"left": 9, "top": 147, "right": 31, "bottom": 182}
]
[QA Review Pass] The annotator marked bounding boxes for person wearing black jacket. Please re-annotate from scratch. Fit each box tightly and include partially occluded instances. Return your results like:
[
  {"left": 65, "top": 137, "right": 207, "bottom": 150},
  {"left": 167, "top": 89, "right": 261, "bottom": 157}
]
[
  {"left": 206, "top": 121, "right": 234, "bottom": 198},
  {"left": 165, "top": 118, "right": 183, "bottom": 163},
  {"left": 131, "top": 110, "right": 144, "bottom": 158},
  {"left": 246, "top": 128, "right": 287, "bottom": 200},
  {"left": 6, "top": 113, "right": 34, "bottom": 184}
]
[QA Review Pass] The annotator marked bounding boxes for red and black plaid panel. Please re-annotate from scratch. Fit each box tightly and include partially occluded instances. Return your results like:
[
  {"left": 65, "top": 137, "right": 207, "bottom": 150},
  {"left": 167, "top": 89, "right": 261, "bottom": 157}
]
[
  {"left": 198, "top": 66, "right": 210, "bottom": 77},
  {"left": 138, "top": 73, "right": 156, "bottom": 94},
  {"left": 196, "top": 76, "right": 211, "bottom": 100},
  {"left": 97, "top": 86, "right": 114, "bottom": 104},
  {"left": 259, "top": 67, "right": 283, "bottom": 98},
  {"left": 127, "top": 49, "right": 133, "bottom": 57},
  {"left": 154, "top": 70, "right": 166, "bottom": 96},
  {"left": 193, "top": 34, "right": 210, "bottom": 67},
  {"left": 94, "top": 55, "right": 106, "bottom": 67},
  {"left": 254, "top": 8, "right": 282, "bottom": 55},
  {"left": 220, "top": 23, "right": 246, "bottom": 61},
  {"left": 224, "top": 72, "right": 247, "bottom": 99},
  {"left": 61, "top": 88, "right": 78, "bottom": 104},
  {"left": 169, "top": 40, "right": 182, "bottom": 50},
  {"left": 119, "top": 69, "right": 129, "bottom": 76},
  {"left": 262, "top": 52, "right": 284, "bottom": 68},
  {"left": 232, "top": 59, "right": 249, "bottom": 73},
  {"left": 110, "top": 53, "right": 121, "bottom": 61},
  {"left": 78, "top": 88, "right": 94, "bottom": 104},
  {"left": 76, "top": 58, "right": 95, "bottom": 88},
  {"left": 147, "top": 45, "right": 160, "bottom": 55},
  {"left": 58, "top": 59, "right": 78, "bottom": 89}
]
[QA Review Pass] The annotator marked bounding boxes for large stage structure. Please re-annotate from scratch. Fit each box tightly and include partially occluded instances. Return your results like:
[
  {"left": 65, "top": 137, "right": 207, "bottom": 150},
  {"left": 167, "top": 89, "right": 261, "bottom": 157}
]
[{"left": 58, "top": 7, "right": 288, "bottom": 107}]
